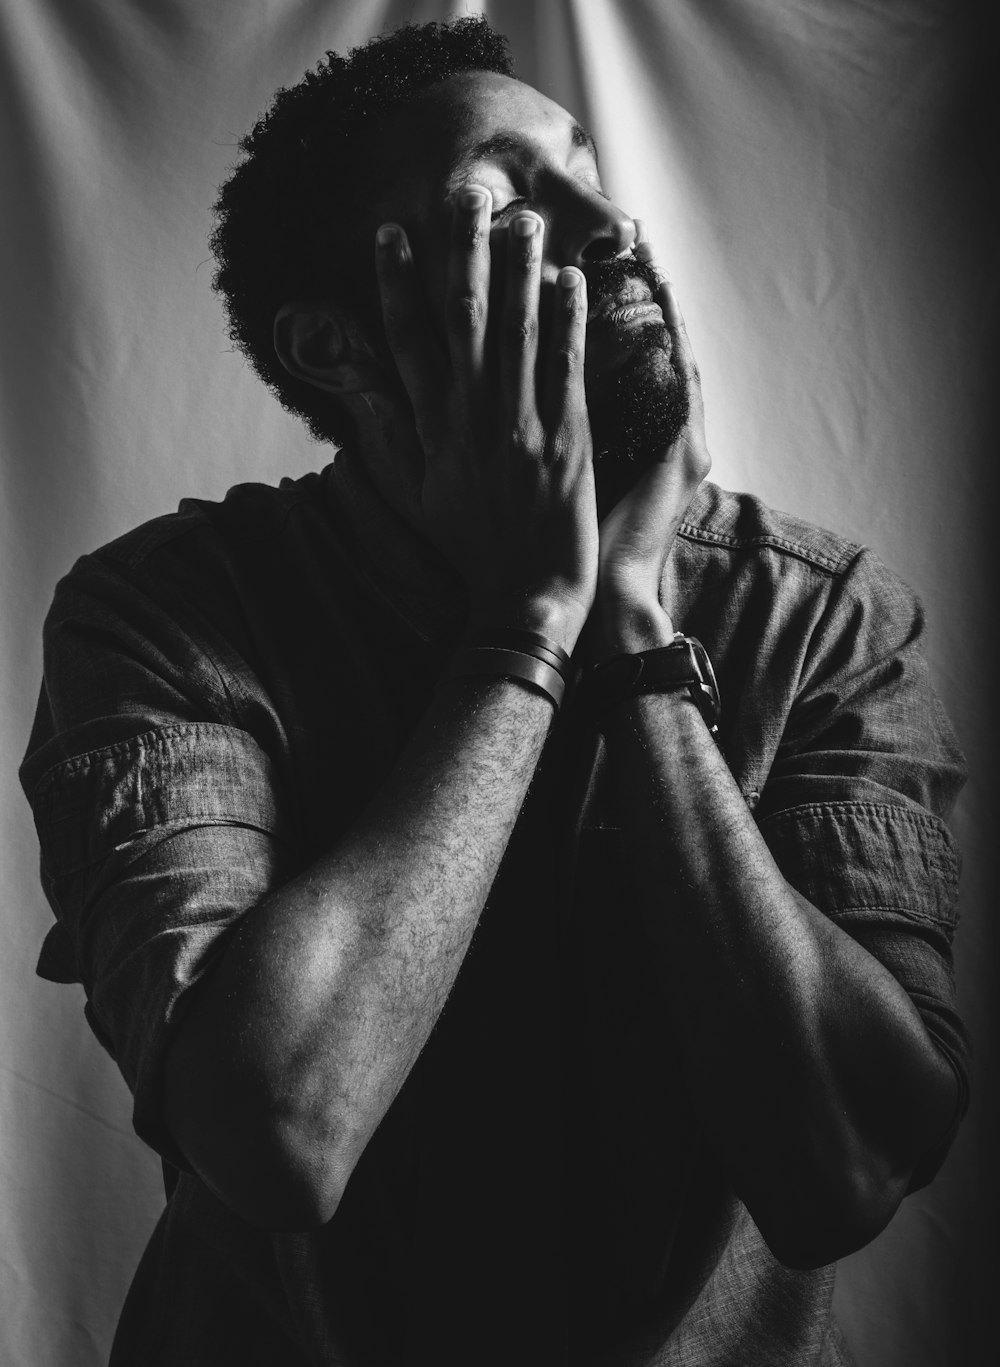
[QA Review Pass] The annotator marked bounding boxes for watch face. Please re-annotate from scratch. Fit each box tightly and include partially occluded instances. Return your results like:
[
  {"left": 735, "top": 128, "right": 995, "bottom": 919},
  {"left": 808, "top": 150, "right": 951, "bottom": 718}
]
[
  {"left": 689, "top": 637, "right": 720, "bottom": 698},
  {"left": 685, "top": 637, "right": 722, "bottom": 729}
]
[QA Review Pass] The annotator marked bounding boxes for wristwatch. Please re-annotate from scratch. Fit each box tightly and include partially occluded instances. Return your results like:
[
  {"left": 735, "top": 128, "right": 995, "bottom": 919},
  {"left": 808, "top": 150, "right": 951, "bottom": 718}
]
[{"left": 585, "top": 633, "right": 721, "bottom": 738}]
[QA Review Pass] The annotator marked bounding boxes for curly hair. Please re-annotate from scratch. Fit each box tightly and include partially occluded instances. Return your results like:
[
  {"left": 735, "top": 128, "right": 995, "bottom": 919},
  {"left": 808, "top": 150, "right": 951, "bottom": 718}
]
[{"left": 210, "top": 16, "right": 515, "bottom": 447}]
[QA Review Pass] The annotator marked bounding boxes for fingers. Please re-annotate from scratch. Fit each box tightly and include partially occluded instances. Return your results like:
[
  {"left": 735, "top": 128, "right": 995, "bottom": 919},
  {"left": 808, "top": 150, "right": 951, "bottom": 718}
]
[
  {"left": 379, "top": 187, "right": 589, "bottom": 456},
  {"left": 500, "top": 211, "right": 544, "bottom": 430},
  {"left": 632, "top": 218, "right": 666, "bottom": 289},
  {"left": 541, "top": 266, "right": 589, "bottom": 442},
  {"left": 375, "top": 223, "right": 447, "bottom": 427},
  {"left": 660, "top": 282, "right": 697, "bottom": 382},
  {"left": 445, "top": 185, "right": 493, "bottom": 399},
  {"left": 632, "top": 223, "right": 697, "bottom": 382}
]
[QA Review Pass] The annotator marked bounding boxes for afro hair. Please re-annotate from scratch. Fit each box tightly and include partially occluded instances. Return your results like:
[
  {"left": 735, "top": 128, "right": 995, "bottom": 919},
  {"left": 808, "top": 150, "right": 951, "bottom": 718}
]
[{"left": 210, "top": 16, "right": 515, "bottom": 446}]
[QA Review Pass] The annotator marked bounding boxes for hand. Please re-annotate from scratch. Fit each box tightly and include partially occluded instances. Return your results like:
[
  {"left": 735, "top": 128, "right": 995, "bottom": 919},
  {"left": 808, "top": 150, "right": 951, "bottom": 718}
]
[
  {"left": 592, "top": 225, "right": 710, "bottom": 655},
  {"left": 374, "top": 187, "right": 599, "bottom": 653}
]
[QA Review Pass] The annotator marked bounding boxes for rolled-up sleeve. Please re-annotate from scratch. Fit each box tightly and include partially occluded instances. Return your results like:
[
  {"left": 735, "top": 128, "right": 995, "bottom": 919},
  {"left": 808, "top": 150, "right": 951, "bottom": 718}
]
[
  {"left": 756, "top": 548, "right": 970, "bottom": 1182},
  {"left": 20, "top": 550, "right": 293, "bottom": 1165},
  {"left": 25, "top": 723, "right": 289, "bottom": 1163}
]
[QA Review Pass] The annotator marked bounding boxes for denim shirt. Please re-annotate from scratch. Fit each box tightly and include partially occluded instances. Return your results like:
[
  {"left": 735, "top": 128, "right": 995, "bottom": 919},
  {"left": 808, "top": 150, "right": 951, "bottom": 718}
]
[{"left": 20, "top": 455, "right": 969, "bottom": 1367}]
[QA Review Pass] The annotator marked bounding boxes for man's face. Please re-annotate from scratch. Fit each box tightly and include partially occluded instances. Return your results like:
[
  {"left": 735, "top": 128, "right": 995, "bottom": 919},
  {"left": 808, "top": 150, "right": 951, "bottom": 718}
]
[{"left": 371, "top": 71, "right": 689, "bottom": 485}]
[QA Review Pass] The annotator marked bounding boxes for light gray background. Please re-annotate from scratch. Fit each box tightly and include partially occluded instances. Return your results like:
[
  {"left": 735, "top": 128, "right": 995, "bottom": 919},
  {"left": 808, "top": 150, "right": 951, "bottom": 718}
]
[{"left": 1, "top": 2, "right": 995, "bottom": 1362}]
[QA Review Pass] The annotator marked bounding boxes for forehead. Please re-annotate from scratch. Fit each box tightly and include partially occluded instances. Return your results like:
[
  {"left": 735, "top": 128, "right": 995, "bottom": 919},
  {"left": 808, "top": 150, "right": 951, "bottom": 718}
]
[{"left": 383, "top": 71, "right": 595, "bottom": 194}]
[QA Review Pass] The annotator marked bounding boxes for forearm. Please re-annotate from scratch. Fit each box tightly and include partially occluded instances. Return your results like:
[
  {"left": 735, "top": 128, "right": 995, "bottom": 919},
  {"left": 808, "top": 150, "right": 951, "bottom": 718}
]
[
  {"left": 601, "top": 615, "right": 957, "bottom": 1267},
  {"left": 164, "top": 673, "right": 554, "bottom": 1228},
  {"left": 165, "top": 188, "right": 600, "bottom": 1229}
]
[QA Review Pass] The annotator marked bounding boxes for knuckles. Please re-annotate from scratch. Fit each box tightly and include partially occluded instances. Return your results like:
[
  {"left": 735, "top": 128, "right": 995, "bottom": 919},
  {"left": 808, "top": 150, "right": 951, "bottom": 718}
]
[
  {"left": 510, "top": 243, "right": 539, "bottom": 277},
  {"left": 453, "top": 220, "right": 486, "bottom": 253},
  {"left": 549, "top": 346, "right": 581, "bottom": 384},
  {"left": 507, "top": 421, "right": 544, "bottom": 461},
  {"left": 504, "top": 314, "right": 538, "bottom": 350},
  {"left": 542, "top": 432, "right": 574, "bottom": 466},
  {"left": 446, "top": 292, "right": 486, "bottom": 334}
]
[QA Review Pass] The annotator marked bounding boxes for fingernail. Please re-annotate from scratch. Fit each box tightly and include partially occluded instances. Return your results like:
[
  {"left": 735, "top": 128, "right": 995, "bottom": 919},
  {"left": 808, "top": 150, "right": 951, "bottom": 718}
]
[
  {"left": 559, "top": 267, "right": 582, "bottom": 289},
  {"left": 513, "top": 214, "right": 539, "bottom": 237},
  {"left": 376, "top": 224, "right": 397, "bottom": 248},
  {"left": 461, "top": 186, "right": 487, "bottom": 210}
]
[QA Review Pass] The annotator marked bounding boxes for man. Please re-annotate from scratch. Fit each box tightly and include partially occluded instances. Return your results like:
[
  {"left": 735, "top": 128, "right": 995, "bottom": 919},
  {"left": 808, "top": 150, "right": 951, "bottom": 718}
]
[{"left": 20, "top": 16, "right": 968, "bottom": 1367}]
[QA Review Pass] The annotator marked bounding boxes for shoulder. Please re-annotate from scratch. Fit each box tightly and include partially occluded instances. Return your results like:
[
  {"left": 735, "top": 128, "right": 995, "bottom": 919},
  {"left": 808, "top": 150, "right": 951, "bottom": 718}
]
[
  {"left": 671, "top": 484, "right": 938, "bottom": 773},
  {"left": 44, "top": 465, "right": 335, "bottom": 647},
  {"left": 678, "top": 482, "right": 863, "bottom": 578},
  {"left": 88, "top": 466, "right": 330, "bottom": 577},
  {"left": 30, "top": 468, "right": 333, "bottom": 781},
  {"left": 674, "top": 481, "right": 925, "bottom": 636}
]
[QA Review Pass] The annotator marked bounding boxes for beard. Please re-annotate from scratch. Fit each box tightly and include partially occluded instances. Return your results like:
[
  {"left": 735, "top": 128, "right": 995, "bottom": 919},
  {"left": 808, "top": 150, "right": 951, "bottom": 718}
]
[{"left": 581, "top": 253, "right": 690, "bottom": 479}]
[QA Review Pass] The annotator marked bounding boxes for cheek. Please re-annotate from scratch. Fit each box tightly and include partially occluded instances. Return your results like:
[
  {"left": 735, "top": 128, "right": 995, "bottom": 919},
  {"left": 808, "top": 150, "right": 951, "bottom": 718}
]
[
  {"left": 419, "top": 234, "right": 451, "bottom": 336},
  {"left": 379, "top": 198, "right": 453, "bottom": 336},
  {"left": 584, "top": 324, "right": 675, "bottom": 397},
  {"left": 409, "top": 221, "right": 560, "bottom": 384}
]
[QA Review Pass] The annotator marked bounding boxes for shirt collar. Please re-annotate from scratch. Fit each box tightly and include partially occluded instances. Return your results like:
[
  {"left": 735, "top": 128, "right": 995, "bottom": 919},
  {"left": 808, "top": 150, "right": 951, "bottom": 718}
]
[{"left": 323, "top": 448, "right": 466, "bottom": 643}]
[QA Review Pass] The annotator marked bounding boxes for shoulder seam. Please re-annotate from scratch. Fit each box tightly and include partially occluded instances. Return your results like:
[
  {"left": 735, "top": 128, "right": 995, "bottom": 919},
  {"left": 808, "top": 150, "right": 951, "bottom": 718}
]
[
  {"left": 93, "top": 512, "right": 207, "bottom": 572},
  {"left": 677, "top": 519, "right": 863, "bottom": 576}
]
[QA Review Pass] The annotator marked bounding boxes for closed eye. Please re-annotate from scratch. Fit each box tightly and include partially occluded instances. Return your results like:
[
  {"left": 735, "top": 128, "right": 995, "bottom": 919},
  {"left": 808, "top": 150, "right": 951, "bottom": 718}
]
[
  {"left": 489, "top": 181, "right": 607, "bottom": 221},
  {"left": 490, "top": 197, "right": 527, "bottom": 220}
]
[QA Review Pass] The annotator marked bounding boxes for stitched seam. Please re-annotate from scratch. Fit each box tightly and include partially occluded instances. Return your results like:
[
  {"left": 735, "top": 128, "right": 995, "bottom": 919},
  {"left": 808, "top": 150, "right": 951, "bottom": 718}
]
[
  {"left": 113, "top": 817, "right": 284, "bottom": 840},
  {"left": 47, "top": 821, "right": 285, "bottom": 880},
  {"left": 31, "top": 722, "right": 257, "bottom": 801},
  {"left": 824, "top": 903, "right": 956, "bottom": 927},
  {"left": 34, "top": 723, "right": 283, "bottom": 877},
  {"left": 95, "top": 519, "right": 206, "bottom": 571},
  {"left": 758, "top": 800, "right": 952, "bottom": 836},
  {"left": 676, "top": 521, "right": 856, "bottom": 574}
]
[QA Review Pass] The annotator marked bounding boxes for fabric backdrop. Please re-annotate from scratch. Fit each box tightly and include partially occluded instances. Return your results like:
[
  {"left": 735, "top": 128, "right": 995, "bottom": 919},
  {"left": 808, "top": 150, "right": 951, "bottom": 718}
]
[{"left": 1, "top": 2, "right": 995, "bottom": 1363}]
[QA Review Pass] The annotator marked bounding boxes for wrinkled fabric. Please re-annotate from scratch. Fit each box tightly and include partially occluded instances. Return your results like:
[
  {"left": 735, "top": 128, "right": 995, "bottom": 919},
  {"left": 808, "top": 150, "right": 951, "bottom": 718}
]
[{"left": 20, "top": 455, "right": 968, "bottom": 1366}]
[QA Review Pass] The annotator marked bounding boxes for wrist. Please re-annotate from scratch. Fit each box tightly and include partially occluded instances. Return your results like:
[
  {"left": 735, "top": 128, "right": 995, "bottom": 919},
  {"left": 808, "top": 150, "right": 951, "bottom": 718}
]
[
  {"left": 590, "top": 595, "right": 676, "bottom": 661},
  {"left": 582, "top": 632, "right": 723, "bottom": 744},
  {"left": 466, "top": 593, "right": 589, "bottom": 657}
]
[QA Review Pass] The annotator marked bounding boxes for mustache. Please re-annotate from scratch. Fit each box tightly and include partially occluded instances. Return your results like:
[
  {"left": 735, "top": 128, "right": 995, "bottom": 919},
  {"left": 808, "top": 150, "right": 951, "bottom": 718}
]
[{"left": 581, "top": 251, "right": 663, "bottom": 310}]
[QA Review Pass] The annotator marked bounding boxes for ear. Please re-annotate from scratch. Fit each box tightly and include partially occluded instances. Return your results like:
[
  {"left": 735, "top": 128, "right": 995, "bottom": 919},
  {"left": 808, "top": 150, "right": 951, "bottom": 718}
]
[{"left": 273, "top": 303, "right": 389, "bottom": 397}]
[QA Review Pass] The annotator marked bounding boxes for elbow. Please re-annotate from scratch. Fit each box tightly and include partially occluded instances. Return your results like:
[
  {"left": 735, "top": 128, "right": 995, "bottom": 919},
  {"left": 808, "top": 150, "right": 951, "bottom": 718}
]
[
  {"left": 236, "top": 1120, "right": 350, "bottom": 1231},
  {"left": 749, "top": 1159, "right": 910, "bottom": 1271},
  {"left": 161, "top": 988, "right": 368, "bottom": 1230},
  {"left": 740, "top": 1075, "right": 949, "bottom": 1270},
  {"left": 169, "top": 1101, "right": 355, "bottom": 1232}
]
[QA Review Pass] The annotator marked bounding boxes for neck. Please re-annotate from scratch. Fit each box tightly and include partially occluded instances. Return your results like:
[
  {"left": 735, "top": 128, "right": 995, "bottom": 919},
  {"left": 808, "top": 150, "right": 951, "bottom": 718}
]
[{"left": 341, "top": 387, "right": 426, "bottom": 531}]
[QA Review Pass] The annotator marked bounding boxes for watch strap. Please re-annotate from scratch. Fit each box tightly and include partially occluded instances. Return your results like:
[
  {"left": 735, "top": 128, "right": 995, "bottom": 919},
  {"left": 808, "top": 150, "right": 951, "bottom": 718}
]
[{"left": 585, "top": 634, "right": 721, "bottom": 736}]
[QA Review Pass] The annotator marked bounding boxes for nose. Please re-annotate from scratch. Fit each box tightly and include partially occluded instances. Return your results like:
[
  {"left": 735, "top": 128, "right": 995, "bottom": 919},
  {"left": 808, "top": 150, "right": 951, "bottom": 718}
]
[{"left": 563, "top": 190, "right": 636, "bottom": 267}]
